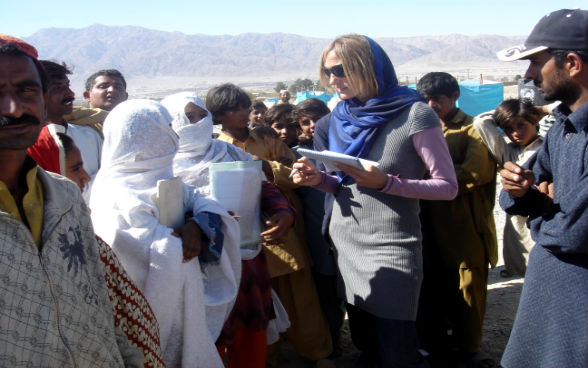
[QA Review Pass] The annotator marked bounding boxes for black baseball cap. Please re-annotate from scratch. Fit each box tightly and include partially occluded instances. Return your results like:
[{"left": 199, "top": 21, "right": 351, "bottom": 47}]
[{"left": 497, "top": 9, "right": 588, "bottom": 61}]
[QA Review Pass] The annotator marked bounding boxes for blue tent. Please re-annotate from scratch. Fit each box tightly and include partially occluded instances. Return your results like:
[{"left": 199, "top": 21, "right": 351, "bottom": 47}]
[
  {"left": 409, "top": 81, "right": 504, "bottom": 117},
  {"left": 296, "top": 91, "right": 334, "bottom": 105},
  {"left": 457, "top": 80, "right": 504, "bottom": 116}
]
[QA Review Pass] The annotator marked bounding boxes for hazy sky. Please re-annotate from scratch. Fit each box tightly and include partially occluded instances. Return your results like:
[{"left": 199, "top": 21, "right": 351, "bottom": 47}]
[{"left": 6, "top": 0, "right": 586, "bottom": 39}]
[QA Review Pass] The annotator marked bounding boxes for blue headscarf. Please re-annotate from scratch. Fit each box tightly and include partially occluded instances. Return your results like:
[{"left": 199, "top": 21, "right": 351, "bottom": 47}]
[{"left": 328, "top": 36, "right": 425, "bottom": 181}]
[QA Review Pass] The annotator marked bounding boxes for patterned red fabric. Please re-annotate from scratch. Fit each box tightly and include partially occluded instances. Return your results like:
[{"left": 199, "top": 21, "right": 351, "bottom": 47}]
[
  {"left": 217, "top": 250, "right": 275, "bottom": 346},
  {"left": 217, "top": 181, "right": 286, "bottom": 346},
  {"left": 97, "top": 236, "right": 166, "bottom": 368}
]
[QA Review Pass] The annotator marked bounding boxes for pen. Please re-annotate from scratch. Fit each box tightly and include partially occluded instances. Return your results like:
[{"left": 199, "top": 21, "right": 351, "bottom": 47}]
[{"left": 288, "top": 168, "right": 300, "bottom": 178}]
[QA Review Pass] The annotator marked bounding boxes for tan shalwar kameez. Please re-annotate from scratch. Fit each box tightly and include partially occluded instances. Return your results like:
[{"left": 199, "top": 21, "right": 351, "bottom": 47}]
[{"left": 418, "top": 109, "right": 498, "bottom": 354}]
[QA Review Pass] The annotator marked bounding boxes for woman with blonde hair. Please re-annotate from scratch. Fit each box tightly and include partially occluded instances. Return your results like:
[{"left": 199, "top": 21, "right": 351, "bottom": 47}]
[{"left": 292, "top": 34, "right": 458, "bottom": 367}]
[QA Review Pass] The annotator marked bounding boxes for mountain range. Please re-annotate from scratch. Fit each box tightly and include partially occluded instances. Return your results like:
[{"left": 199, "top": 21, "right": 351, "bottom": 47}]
[{"left": 24, "top": 24, "right": 529, "bottom": 97}]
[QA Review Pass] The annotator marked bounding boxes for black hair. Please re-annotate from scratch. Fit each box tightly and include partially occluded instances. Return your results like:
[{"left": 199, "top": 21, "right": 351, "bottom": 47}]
[
  {"left": 56, "top": 132, "right": 77, "bottom": 154},
  {"left": 0, "top": 44, "right": 47, "bottom": 93},
  {"left": 264, "top": 103, "right": 295, "bottom": 126},
  {"left": 40, "top": 60, "right": 72, "bottom": 83},
  {"left": 294, "top": 98, "right": 330, "bottom": 122},
  {"left": 205, "top": 83, "right": 252, "bottom": 124},
  {"left": 548, "top": 49, "right": 588, "bottom": 67},
  {"left": 252, "top": 100, "right": 268, "bottom": 111},
  {"left": 84, "top": 69, "right": 127, "bottom": 92},
  {"left": 416, "top": 72, "right": 459, "bottom": 98},
  {"left": 493, "top": 98, "right": 540, "bottom": 129}
]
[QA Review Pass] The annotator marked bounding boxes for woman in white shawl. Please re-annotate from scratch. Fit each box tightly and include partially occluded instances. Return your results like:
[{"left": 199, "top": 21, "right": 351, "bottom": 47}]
[
  {"left": 89, "top": 99, "right": 241, "bottom": 368},
  {"left": 161, "top": 93, "right": 293, "bottom": 368},
  {"left": 162, "top": 92, "right": 252, "bottom": 189}
]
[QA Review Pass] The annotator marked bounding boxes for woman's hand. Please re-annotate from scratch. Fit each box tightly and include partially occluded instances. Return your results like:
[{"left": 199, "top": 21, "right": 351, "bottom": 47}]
[
  {"left": 172, "top": 220, "right": 202, "bottom": 262},
  {"left": 261, "top": 211, "right": 295, "bottom": 244},
  {"left": 334, "top": 162, "right": 388, "bottom": 189},
  {"left": 291, "top": 157, "right": 322, "bottom": 186}
]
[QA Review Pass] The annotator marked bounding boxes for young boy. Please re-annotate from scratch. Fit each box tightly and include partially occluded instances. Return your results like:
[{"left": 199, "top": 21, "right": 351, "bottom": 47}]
[
  {"left": 416, "top": 72, "right": 498, "bottom": 368},
  {"left": 474, "top": 98, "right": 544, "bottom": 277},
  {"left": 265, "top": 103, "right": 299, "bottom": 148},
  {"left": 249, "top": 100, "right": 268, "bottom": 128},
  {"left": 293, "top": 98, "right": 331, "bottom": 148}
]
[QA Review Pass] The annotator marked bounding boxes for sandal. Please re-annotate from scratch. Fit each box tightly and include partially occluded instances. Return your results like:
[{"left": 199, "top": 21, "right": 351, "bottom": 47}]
[{"left": 500, "top": 270, "right": 511, "bottom": 278}]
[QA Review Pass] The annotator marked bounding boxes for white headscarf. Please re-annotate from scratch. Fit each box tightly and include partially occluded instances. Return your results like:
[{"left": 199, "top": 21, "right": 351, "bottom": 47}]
[
  {"left": 99, "top": 99, "right": 178, "bottom": 193},
  {"left": 89, "top": 99, "right": 240, "bottom": 368},
  {"left": 160, "top": 92, "right": 251, "bottom": 191}
]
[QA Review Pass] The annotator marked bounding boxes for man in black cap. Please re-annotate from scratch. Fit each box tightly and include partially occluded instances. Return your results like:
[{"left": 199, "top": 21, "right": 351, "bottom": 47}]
[{"left": 496, "top": 9, "right": 587, "bottom": 368}]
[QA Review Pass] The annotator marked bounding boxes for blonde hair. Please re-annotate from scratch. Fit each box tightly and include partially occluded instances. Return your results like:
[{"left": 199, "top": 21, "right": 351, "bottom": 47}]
[{"left": 319, "top": 34, "right": 379, "bottom": 101}]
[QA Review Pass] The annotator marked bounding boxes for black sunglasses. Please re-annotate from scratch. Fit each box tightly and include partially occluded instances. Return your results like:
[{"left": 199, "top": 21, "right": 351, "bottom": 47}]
[{"left": 322, "top": 64, "right": 345, "bottom": 78}]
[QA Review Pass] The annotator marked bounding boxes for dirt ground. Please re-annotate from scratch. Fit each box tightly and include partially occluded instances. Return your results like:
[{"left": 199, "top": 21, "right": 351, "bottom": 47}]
[{"left": 275, "top": 180, "right": 525, "bottom": 367}]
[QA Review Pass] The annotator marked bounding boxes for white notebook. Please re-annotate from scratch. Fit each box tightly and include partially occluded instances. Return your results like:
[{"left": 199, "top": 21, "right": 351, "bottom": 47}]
[
  {"left": 152, "top": 177, "right": 185, "bottom": 229},
  {"left": 209, "top": 161, "right": 263, "bottom": 249},
  {"left": 296, "top": 148, "right": 380, "bottom": 172}
]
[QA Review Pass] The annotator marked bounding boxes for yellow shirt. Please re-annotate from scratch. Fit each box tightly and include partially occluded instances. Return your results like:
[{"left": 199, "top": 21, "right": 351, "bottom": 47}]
[
  {"left": 421, "top": 109, "right": 498, "bottom": 268},
  {"left": 0, "top": 158, "right": 44, "bottom": 247},
  {"left": 218, "top": 128, "right": 298, "bottom": 190}
]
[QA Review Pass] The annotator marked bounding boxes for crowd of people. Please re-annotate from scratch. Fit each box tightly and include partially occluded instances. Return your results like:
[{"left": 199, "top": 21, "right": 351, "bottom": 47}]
[{"left": 0, "top": 7, "right": 586, "bottom": 368}]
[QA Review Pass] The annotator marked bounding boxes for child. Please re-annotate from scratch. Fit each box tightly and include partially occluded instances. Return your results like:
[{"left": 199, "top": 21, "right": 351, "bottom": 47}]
[
  {"left": 417, "top": 71, "right": 497, "bottom": 367},
  {"left": 57, "top": 132, "right": 92, "bottom": 192},
  {"left": 293, "top": 98, "right": 331, "bottom": 148},
  {"left": 207, "top": 84, "right": 333, "bottom": 366},
  {"left": 250, "top": 100, "right": 268, "bottom": 128},
  {"left": 291, "top": 98, "right": 345, "bottom": 356},
  {"left": 265, "top": 103, "right": 299, "bottom": 148},
  {"left": 474, "top": 98, "right": 544, "bottom": 277}
]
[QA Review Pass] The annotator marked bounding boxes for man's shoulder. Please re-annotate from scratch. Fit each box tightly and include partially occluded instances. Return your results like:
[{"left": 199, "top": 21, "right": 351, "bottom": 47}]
[
  {"left": 66, "top": 106, "right": 108, "bottom": 125},
  {"left": 217, "top": 130, "right": 233, "bottom": 143},
  {"left": 406, "top": 101, "right": 440, "bottom": 123},
  {"left": 37, "top": 167, "right": 86, "bottom": 207},
  {"left": 447, "top": 110, "right": 477, "bottom": 135},
  {"left": 556, "top": 100, "right": 588, "bottom": 131},
  {"left": 38, "top": 166, "right": 75, "bottom": 186},
  {"left": 455, "top": 108, "right": 474, "bottom": 125},
  {"left": 67, "top": 121, "right": 103, "bottom": 140}
]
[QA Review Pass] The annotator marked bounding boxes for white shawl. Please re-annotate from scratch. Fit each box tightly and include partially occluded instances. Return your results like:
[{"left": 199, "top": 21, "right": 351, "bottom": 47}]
[
  {"left": 160, "top": 92, "right": 252, "bottom": 190},
  {"left": 162, "top": 92, "right": 262, "bottom": 261},
  {"left": 89, "top": 99, "right": 241, "bottom": 368}
]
